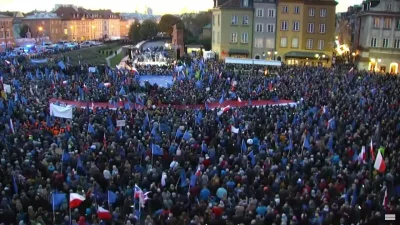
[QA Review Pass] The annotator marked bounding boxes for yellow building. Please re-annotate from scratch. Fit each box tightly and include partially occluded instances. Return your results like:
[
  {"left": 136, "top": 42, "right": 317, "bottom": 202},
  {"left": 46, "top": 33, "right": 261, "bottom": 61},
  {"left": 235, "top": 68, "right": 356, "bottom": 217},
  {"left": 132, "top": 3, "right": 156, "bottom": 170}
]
[
  {"left": 276, "top": 0, "right": 337, "bottom": 67},
  {"left": 211, "top": 0, "right": 254, "bottom": 59}
]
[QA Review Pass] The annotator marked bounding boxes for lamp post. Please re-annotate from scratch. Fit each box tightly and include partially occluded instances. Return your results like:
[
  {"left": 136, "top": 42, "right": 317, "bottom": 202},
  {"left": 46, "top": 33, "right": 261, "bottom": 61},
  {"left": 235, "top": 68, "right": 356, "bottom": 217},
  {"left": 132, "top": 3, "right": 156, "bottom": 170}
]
[
  {"left": 267, "top": 51, "right": 271, "bottom": 60},
  {"left": 38, "top": 26, "right": 43, "bottom": 45},
  {"left": 352, "top": 52, "right": 356, "bottom": 63},
  {"left": 70, "top": 26, "right": 74, "bottom": 41},
  {"left": 274, "top": 51, "right": 278, "bottom": 60}
]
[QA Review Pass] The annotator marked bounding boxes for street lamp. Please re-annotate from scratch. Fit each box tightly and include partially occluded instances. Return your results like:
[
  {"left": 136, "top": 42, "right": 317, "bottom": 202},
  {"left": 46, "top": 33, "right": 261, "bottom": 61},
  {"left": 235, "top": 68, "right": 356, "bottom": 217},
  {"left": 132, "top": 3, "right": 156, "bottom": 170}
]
[
  {"left": 274, "top": 51, "right": 278, "bottom": 60},
  {"left": 38, "top": 26, "right": 43, "bottom": 45},
  {"left": 351, "top": 52, "right": 356, "bottom": 63},
  {"left": 267, "top": 51, "right": 271, "bottom": 59}
]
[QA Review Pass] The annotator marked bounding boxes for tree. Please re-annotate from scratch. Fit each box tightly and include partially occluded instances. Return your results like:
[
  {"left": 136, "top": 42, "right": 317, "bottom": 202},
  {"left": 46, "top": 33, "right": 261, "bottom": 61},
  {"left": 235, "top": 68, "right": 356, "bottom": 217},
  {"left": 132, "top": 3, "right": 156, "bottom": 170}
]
[
  {"left": 20, "top": 24, "right": 31, "bottom": 38},
  {"left": 128, "top": 21, "right": 142, "bottom": 44},
  {"left": 157, "top": 14, "right": 183, "bottom": 35},
  {"left": 140, "top": 19, "right": 158, "bottom": 40}
]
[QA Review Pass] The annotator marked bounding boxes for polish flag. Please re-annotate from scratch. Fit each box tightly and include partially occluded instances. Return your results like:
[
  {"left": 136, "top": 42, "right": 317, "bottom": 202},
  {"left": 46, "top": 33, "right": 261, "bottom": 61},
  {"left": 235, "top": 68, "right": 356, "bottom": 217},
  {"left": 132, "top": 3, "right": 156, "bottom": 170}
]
[
  {"left": 217, "top": 105, "right": 230, "bottom": 116},
  {"left": 382, "top": 189, "right": 388, "bottom": 210},
  {"left": 370, "top": 139, "right": 375, "bottom": 161},
  {"left": 359, "top": 146, "right": 366, "bottom": 164},
  {"left": 103, "top": 133, "right": 107, "bottom": 149},
  {"left": 131, "top": 67, "right": 138, "bottom": 74},
  {"left": 69, "top": 193, "right": 85, "bottom": 208},
  {"left": 374, "top": 150, "right": 386, "bottom": 173},
  {"left": 195, "top": 165, "right": 202, "bottom": 176},
  {"left": 97, "top": 206, "right": 112, "bottom": 220},
  {"left": 62, "top": 81, "right": 68, "bottom": 85},
  {"left": 238, "top": 96, "right": 242, "bottom": 102},
  {"left": 92, "top": 102, "right": 96, "bottom": 114},
  {"left": 104, "top": 83, "right": 111, "bottom": 87}
]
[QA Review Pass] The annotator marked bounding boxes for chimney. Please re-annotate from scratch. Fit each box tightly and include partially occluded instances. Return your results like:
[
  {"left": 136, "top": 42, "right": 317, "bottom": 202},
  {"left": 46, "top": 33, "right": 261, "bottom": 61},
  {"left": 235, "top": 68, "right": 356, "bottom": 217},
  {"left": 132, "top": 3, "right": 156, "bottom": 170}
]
[{"left": 214, "top": 0, "right": 217, "bottom": 8}]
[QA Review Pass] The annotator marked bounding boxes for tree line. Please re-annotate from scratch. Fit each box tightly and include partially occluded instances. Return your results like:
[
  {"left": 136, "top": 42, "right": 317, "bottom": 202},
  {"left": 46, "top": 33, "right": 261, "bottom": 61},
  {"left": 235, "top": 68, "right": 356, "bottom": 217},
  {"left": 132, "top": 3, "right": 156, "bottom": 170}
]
[{"left": 128, "top": 12, "right": 211, "bottom": 50}]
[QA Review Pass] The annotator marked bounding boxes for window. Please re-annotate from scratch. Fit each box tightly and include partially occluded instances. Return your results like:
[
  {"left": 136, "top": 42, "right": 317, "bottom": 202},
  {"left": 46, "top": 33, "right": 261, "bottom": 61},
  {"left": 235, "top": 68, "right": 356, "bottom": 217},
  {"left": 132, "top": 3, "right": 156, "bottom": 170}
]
[
  {"left": 319, "top": 24, "right": 326, "bottom": 33},
  {"left": 256, "top": 23, "right": 264, "bottom": 32},
  {"left": 318, "top": 40, "right": 324, "bottom": 50},
  {"left": 294, "top": 6, "right": 300, "bottom": 14},
  {"left": 382, "top": 38, "right": 389, "bottom": 48},
  {"left": 386, "top": 3, "right": 392, "bottom": 10},
  {"left": 309, "top": 8, "right": 315, "bottom": 16},
  {"left": 64, "top": 28, "right": 68, "bottom": 35},
  {"left": 231, "top": 15, "right": 238, "bottom": 25},
  {"left": 268, "top": 9, "right": 275, "bottom": 18},
  {"left": 396, "top": 19, "right": 400, "bottom": 29},
  {"left": 280, "top": 37, "right": 288, "bottom": 47},
  {"left": 306, "top": 39, "right": 313, "bottom": 49},
  {"left": 320, "top": 9, "right": 327, "bottom": 17},
  {"left": 293, "top": 21, "right": 300, "bottom": 31},
  {"left": 282, "top": 6, "right": 288, "bottom": 13},
  {"left": 5, "top": 31, "right": 9, "bottom": 38},
  {"left": 384, "top": 18, "right": 392, "bottom": 29},
  {"left": 281, "top": 21, "right": 288, "bottom": 30},
  {"left": 241, "top": 32, "right": 248, "bottom": 43},
  {"left": 243, "top": 0, "right": 249, "bottom": 7},
  {"left": 370, "top": 38, "right": 377, "bottom": 47},
  {"left": 373, "top": 18, "right": 380, "bottom": 28},
  {"left": 266, "top": 24, "right": 275, "bottom": 33},
  {"left": 394, "top": 39, "right": 400, "bottom": 48},
  {"left": 291, "top": 37, "right": 299, "bottom": 48},
  {"left": 307, "top": 23, "right": 315, "bottom": 33},
  {"left": 255, "top": 38, "right": 263, "bottom": 48},
  {"left": 242, "top": 15, "right": 249, "bottom": 25},
  {"left": 231, "top": 33, "right": 238, "bottom": 43},
  {"left": 217, "top": 32, "right": 220, "bottom": 43},
  {"left": 256, "top": 8, "right": 264, "bottom": 17},
  {"left": 266, "top": 38, "right": 274, "bottom": 48}
]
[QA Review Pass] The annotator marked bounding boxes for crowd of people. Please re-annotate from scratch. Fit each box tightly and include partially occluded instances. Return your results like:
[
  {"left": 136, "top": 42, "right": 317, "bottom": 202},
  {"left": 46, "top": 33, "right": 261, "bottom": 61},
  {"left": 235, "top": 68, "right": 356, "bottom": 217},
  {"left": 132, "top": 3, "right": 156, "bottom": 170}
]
[{"left": 0, "top": 53, "right": 399, "bottom": 225}]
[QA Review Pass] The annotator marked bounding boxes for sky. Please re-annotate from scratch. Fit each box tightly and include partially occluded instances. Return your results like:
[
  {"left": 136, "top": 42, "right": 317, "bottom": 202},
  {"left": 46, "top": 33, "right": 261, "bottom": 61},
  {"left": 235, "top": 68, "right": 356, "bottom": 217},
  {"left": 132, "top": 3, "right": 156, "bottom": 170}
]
[{"left": 0, "top": 0, "right": 361, "bottom": 15}]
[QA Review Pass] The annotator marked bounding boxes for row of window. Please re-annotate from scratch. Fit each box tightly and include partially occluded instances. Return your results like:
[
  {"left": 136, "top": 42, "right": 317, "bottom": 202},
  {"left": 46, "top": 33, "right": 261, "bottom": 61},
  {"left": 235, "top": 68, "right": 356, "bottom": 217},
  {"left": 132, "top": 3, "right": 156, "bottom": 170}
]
[
  {"left": 231, "top": 15, "right": 249, "bottom": 25},
  {"left": 370, "top": 38, "right": 400, "bottom": 48},
  {"left": 230, "top": 32, "right": 249, "bottom": 43},
  {"left": 280, "top": 37, "right": 325, "bottom": 50},
  {"left": 281, "top": 6, "right": 327, "bottom": 17},
  {"left": 254, "top": 38, "right": 275, "bottom": 49},
  {"left": 255, "top": 24, "right": 275, "bottom": 33},
  {"left": 255, "top": 9, "right": 276, "bottom": 18},
  {"left": 372, "top": 17, "right": 400, "bottom": 29},
  {"left": 280, "top": 21, "right": 326, "bottom": 33},
  {"left": 0, "top": 31, "right": 11, "bottom": 38}
]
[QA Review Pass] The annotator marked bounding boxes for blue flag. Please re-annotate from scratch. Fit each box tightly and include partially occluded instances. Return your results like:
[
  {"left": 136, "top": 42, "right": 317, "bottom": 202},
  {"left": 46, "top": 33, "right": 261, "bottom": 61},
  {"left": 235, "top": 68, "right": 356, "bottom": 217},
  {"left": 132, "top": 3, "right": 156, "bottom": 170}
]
[
  {"left": 180, "top": 170, "right": 187, "bottom": 187},
  {"left": 52, "top": 193, "right": 66, "bottom": 210},
  {"left": 108, "top": 190, "right": 117, "bottom": 204},
  {"left": 152, "top": 144, "right": 163, "bottom": 156}
]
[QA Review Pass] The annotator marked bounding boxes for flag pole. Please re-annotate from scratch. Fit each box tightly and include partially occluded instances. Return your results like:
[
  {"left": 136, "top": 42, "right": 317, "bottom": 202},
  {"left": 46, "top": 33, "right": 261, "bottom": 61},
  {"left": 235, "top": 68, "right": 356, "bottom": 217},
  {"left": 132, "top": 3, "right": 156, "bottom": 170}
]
[
  {"left": 52, "top": 193, "right": 55, "bottom": 223},
  {"left": 60, "top": 149, "right": 64, "bottom": 175},
  {"left": 69, "top": 204, "right": 72, "bottom": 225}
]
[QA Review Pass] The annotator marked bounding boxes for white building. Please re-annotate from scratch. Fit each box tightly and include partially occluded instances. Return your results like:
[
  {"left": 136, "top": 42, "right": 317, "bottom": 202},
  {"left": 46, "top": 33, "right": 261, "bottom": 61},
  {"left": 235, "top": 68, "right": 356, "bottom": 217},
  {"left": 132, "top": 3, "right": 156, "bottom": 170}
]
[{"left": 354, "top": 0, "right": 400, "bottom": 73}]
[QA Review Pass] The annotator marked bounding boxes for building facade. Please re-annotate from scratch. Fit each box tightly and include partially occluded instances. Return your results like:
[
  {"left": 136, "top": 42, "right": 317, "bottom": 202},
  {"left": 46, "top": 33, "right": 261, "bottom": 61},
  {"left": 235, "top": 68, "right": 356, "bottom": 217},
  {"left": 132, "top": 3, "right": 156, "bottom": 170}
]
[
  {"left": 22, "top": 13, "right": 63, "bottom": 43},
  {"left": 253, "top": 0, "right": 277, "bottom": 59},
  {"left": 212, "top": 0, "right": 254, "bottom": 59},
  {"left": 88, "top": 10, "right": 121, "bottom": 39},
  {"left": 354, "top": 0, "right": 400, "bottom": 73},
  {"left": 0, "top": 14, "right": 14, "bottom": 52},
  {"left": 276, "top": 0, "right": 337, "bottom": 67}
]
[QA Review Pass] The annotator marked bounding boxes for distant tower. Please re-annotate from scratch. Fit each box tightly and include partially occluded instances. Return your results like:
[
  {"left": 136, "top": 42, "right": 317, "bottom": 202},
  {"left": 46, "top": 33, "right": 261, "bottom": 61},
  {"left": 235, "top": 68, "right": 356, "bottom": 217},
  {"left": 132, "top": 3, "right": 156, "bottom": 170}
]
[{"left": 147, "top": 7, "right": 153, "bottom": 16}]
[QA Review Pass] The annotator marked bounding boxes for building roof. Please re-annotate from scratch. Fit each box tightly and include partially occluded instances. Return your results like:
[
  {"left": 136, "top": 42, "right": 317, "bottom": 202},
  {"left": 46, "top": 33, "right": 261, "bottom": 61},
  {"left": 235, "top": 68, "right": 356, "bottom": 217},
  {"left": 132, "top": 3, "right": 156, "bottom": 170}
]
[
  {"left": 54, "top": 6, "right": 93, "bottom": 20},
  {"left": 87, "top": 9, "right": 120, "bottom": 19},
  {"left": 219, "top": 0, "right": 241, "bottom": 8},
  {"left": 203, "top": 24, "right": 212, "bottom": 29},
  {"left": 23, "top": 13, "right": 61, "bottom": 20},
  {"left": 0, "top": 14, "right": 12, "bottom": 18}
]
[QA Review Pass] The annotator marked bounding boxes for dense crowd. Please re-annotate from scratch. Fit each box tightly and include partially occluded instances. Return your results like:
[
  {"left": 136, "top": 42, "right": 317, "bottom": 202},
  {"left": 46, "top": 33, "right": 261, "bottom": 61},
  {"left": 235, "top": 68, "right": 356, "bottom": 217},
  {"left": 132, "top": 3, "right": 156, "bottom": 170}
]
[{"left": 0, "top": 55, "right": 399, "bottom": 225}]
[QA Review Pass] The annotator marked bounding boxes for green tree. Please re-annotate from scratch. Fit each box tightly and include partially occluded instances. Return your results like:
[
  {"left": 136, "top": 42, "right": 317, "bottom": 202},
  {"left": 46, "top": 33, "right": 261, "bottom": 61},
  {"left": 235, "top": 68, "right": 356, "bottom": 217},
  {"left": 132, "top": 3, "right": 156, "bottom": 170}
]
[
  {"left": 140, "top": 19, "right": 158, "bottom": 40},
  {"left": 128, "top": 21, "right": 142, "bottom": 44},
  {"left": 157, "top": 14, "right": 183, "bottom": 35},
  {"left": 20, "top": 24, "right": 30, "bottom": 38}
]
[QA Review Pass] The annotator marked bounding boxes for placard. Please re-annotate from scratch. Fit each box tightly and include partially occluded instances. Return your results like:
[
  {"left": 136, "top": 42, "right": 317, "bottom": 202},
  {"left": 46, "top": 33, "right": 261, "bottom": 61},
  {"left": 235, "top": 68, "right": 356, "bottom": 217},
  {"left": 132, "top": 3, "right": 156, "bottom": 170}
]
[{"left": 116, "top": 120, "right": 126, "bottom": 127}]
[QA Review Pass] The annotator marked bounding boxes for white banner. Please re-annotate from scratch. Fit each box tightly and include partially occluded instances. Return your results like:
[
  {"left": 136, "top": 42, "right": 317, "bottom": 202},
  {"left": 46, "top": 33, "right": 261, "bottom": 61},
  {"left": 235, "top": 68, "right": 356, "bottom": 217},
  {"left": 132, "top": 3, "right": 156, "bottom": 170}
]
[
  {"left": 50, "top": 103, "right": 73, "bottom": 119},
  {"left": 3, "top": 84, "right": 11, "bottom": 93},
  {"left": 116, "top": 120, "right": 126, "bottom": 127}
]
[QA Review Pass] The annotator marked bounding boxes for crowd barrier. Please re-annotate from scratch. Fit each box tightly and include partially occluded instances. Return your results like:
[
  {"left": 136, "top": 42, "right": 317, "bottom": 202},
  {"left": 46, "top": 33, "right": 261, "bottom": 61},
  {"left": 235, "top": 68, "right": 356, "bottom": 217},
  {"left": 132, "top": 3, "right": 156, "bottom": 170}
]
[{"left": 49, "top": 98, "right": 296, "bottom": 110}]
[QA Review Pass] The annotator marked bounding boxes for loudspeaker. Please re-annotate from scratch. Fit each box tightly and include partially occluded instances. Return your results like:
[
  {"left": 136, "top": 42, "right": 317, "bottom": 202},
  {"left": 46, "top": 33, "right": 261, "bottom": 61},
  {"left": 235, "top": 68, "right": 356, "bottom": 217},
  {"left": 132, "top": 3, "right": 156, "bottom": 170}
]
[{"left": 176, "top": 48, "right": 181, "bottom": 60}]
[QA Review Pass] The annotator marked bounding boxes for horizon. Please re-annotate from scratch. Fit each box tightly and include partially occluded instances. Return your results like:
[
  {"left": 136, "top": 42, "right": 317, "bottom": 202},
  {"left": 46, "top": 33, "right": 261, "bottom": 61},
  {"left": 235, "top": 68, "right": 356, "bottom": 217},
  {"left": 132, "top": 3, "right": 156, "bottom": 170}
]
[{"left": 0, "top": 0, "right": 362, "bottom": 15}]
